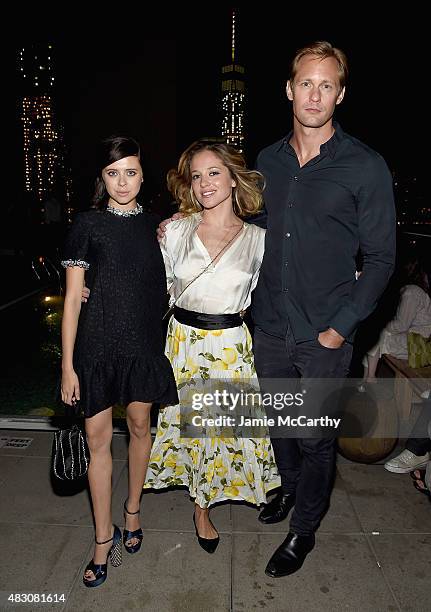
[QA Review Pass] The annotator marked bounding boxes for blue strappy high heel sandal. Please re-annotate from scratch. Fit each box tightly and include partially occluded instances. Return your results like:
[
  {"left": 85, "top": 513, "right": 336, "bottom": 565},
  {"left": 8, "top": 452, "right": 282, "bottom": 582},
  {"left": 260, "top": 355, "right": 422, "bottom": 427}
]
[
  {"left": 83, "top": 525, "right": 122, "bottom": 588},
  {"left": 123, "top": 500, "right": 143, "bottom": 554}
]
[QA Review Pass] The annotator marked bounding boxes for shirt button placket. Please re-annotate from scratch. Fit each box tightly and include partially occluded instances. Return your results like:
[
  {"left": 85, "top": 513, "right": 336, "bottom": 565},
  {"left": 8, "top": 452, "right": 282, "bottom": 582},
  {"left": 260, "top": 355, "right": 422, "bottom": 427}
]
[{"left": 283, "top": 175, "right": 298, "bottom": 293}]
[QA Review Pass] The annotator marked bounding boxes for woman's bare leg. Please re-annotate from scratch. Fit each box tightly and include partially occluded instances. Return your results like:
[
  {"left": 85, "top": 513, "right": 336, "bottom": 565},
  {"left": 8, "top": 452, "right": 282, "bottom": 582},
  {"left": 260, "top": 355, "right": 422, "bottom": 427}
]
[
  {"left": 194, "top": 502, "right": 218, "bottom": 539},
  {"left": 125, "top": 401, "right": 152, "bottom": 544},
  {"left": 84, "top": 407, "right": 113, "bottom": 579}
]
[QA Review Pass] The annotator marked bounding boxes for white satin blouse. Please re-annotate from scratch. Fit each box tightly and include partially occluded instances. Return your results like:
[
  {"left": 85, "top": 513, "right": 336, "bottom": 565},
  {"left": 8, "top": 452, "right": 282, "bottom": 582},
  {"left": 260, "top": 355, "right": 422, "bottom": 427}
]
[{"left": 161, "top": 213, "right": 265, "bottom": 314}]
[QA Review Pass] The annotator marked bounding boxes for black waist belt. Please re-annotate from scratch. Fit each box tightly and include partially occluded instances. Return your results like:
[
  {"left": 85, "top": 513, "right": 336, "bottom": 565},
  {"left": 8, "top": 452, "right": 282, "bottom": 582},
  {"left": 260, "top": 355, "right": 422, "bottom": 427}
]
[{"left": 173, "top": 306, "right": 243, "bottom": 330}]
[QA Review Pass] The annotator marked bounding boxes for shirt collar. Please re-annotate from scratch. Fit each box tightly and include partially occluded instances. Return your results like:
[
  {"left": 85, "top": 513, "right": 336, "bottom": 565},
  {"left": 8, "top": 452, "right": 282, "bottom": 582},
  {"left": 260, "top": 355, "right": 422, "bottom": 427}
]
[
  {"left": 322, "top": 121, "right": 344, "bottom": 158},
  {"left": 278, "top": 120, "right": 344, "bottom": 159}
]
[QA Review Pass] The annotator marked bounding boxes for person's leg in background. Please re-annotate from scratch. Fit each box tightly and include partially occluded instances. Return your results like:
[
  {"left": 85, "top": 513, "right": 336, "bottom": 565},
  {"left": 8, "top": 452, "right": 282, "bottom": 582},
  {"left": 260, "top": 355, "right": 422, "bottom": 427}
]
[{"left": 386, "top": 398, "right": 431, "bottom": 473}]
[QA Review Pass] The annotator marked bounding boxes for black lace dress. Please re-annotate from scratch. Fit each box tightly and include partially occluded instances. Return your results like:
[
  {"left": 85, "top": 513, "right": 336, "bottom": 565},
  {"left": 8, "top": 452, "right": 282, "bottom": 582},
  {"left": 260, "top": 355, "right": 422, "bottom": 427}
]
[{"left": 61, "top": 204, "right": 178, "bottom": 417}]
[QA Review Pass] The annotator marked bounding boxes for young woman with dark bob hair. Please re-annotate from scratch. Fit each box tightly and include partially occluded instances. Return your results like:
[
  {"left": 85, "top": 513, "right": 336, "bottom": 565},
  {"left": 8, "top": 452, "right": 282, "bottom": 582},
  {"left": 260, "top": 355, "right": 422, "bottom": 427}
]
[{"left": 61, "top": 135, "right": 177, "bottom": 587}]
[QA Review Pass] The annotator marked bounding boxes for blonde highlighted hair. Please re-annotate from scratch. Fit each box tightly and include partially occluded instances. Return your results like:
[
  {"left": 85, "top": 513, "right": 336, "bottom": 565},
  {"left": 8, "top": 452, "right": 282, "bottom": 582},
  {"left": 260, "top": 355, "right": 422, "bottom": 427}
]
[
  {"left": 167, "top": 140, "right": 264, "bottom": 217},
  {"left": 290, "top": 41, "right": 348, "bottom": 91}
]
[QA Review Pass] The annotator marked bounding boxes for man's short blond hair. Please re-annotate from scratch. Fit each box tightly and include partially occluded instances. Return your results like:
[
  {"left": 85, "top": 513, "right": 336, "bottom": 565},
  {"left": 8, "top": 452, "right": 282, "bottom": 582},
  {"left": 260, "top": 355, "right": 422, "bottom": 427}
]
[{"left": 290, "top": 41, "right": 348, "bottom": 90}]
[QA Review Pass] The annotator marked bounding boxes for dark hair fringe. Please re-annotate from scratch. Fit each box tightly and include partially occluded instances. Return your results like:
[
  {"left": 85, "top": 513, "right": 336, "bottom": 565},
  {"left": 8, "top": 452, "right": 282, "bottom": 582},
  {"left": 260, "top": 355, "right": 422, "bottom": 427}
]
[{"left": 92, "top": 135, "right": 141, "bottom": 210}]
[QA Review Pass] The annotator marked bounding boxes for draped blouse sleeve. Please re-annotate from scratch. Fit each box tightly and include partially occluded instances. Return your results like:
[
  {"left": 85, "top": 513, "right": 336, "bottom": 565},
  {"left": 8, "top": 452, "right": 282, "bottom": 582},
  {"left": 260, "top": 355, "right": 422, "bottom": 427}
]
[{"left": 160, "top": 218, "right": 185, "bottom": 296}]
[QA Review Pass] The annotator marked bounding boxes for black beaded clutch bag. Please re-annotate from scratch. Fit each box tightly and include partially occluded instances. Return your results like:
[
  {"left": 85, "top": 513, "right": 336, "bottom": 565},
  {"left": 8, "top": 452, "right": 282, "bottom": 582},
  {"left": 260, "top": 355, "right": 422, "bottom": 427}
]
[{"left": 52, "top": 403, "right": 89, "bottom": 480}]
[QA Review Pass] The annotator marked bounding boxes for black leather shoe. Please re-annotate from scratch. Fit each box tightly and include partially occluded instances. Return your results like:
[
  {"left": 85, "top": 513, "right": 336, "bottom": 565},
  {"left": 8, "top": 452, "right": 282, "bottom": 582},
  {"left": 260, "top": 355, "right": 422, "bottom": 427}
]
[
  {"left": 258, "top": 492, "right": 296, "bottom": 524},
  {"left": 265, "top": 532, "right": 315, "bottom": 578}
]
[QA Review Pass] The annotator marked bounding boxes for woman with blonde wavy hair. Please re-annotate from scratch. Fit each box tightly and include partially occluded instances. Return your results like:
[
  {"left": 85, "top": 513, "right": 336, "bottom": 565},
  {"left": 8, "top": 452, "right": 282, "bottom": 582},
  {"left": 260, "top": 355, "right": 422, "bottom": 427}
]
[{"left": 144, "top": 140, "right": 280, "bottom": 552}]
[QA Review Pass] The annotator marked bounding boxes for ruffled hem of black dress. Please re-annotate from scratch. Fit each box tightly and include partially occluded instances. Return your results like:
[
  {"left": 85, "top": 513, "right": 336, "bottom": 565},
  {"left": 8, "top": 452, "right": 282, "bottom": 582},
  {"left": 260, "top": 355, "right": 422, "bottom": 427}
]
[{"left": 74, "top": 354, "right": 178, "bottom": 417}]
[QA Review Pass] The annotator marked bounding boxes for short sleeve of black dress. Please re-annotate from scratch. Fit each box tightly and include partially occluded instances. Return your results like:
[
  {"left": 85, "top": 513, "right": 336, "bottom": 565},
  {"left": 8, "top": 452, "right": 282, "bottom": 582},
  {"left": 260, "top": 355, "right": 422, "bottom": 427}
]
[{"left": 61, "top": 212, "right": 92, "bottom": 271}]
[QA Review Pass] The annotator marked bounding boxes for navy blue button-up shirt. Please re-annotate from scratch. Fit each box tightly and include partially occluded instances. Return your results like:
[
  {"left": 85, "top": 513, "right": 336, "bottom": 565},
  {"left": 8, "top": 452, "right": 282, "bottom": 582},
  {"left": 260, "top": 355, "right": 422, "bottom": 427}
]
[{"left": 251, "top": 122, "right": 396, "bottom": 343}]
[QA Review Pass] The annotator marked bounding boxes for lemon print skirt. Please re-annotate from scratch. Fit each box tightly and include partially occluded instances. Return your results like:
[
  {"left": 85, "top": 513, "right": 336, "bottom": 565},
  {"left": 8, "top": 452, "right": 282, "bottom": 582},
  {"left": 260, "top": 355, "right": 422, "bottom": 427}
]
[{"left": 144, "top": 316, "right": 281, "bottom": 507}]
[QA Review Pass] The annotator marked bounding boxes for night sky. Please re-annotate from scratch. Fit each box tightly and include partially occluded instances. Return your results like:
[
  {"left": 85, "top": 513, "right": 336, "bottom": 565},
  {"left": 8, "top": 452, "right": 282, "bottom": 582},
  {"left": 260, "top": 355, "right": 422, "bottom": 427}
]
[{"left": 13, "top": 10, "right": 424, "bottom": 213}]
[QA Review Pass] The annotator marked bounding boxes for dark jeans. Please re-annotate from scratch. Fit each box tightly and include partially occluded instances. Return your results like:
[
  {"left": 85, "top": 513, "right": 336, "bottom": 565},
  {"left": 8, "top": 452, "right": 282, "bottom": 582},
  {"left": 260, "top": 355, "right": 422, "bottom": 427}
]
[
  {"left": 405, "top": 398, "right": 431, "bottom": 455},
  {"left": 254, "top": 326, "right": 353, "bottom": 536}
]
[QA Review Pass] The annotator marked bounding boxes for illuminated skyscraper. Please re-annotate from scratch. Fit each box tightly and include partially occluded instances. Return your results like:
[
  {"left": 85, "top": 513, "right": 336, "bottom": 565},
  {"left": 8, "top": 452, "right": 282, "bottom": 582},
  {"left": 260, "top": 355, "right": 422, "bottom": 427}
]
[
  {"left": 18, "top": 44, "right": 72, "bottom": 216},
  {"left": 221, "top": 10, "right": 246, "bottom": 152}
]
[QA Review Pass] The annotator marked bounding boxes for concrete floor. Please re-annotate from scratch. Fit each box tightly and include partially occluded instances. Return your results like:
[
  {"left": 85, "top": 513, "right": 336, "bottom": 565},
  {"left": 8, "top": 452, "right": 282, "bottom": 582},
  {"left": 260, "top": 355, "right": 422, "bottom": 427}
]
[{"left": 0, "top": 430, "right": 430, "bottom": 611}]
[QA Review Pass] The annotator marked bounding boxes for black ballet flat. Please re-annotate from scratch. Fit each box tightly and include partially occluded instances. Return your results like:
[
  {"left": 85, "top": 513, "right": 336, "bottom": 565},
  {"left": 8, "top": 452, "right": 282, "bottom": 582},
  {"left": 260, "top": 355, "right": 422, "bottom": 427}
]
[
  {"left": 123, "top": 500, "right": 143, "bottom": 554},
  {"left": 83, "top": 525, "right": 122, "bottom": 588},
  {"left": 193, "top": 513, "right": 219, "bottom": 554}
]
